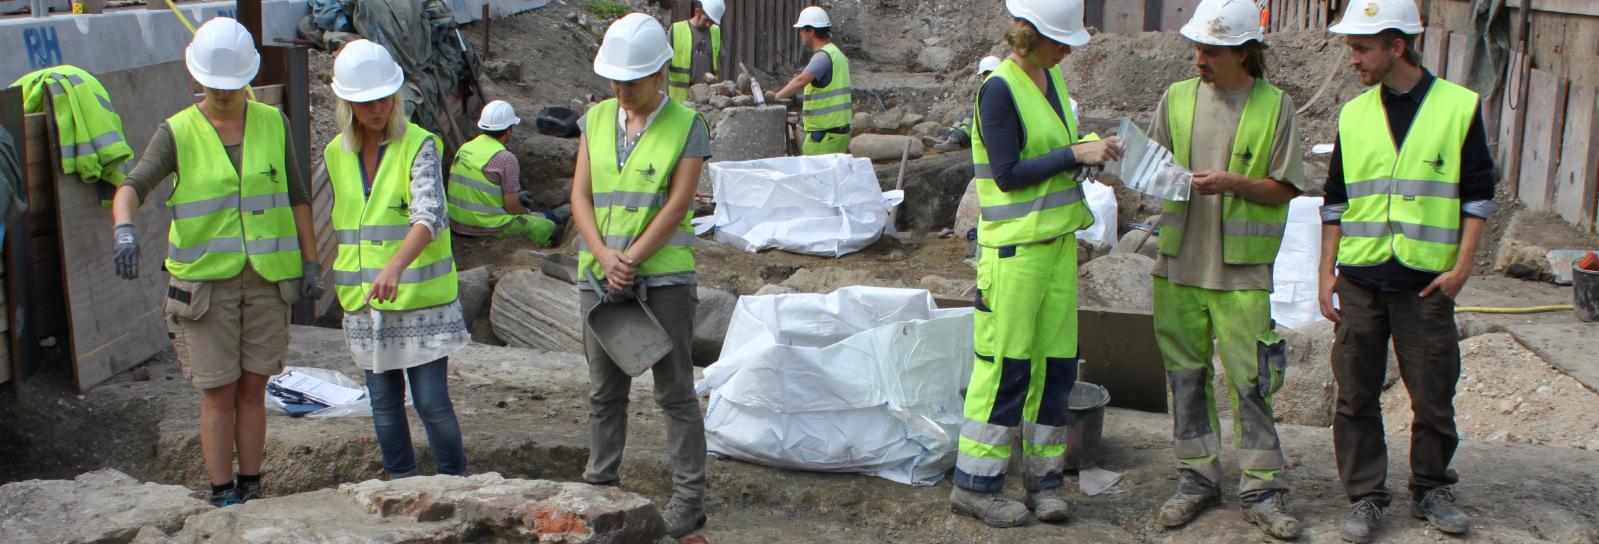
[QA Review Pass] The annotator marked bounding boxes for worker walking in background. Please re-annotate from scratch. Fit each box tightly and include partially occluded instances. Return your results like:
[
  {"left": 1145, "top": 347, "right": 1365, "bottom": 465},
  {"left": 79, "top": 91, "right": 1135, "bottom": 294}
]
[
  {"left": 775, "top": 6, "right": 852, "bottom": 155},
  {"left": 1320, "top": 0, "right": 1495, "bottom": 541},
  {"left": 448, "top": 100, "right": 568, "bottom": 246},
  {"left": 952, "top": 0, "right": 1122, "bottom": 528},
  {"left": 571, "top": 13, "right": 712, "bottom": 539},
  {"left": 667, "top": 0, "right": 726, "bottom": 103},
  {"left": 110, "top": 18, "right": 322, "bottom": 507},
  {"left": 325, "top": 40, "right": 471, "bottom": 481},
  {"left": 1146, "top": 0, "right": 1306, "bottom": 539}
]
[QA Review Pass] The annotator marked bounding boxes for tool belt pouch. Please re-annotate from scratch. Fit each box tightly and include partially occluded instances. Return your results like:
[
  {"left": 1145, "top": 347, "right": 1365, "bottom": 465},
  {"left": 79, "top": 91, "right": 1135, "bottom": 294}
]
[
  {"left": 1256, "top": 329, "right": 1288, "bottom": 397},
  {"left": 164, "top": 278, "right": 213, "bottom": 321},
  {"left": 278, "top": 279, "right": 302, "bottom": 307}
]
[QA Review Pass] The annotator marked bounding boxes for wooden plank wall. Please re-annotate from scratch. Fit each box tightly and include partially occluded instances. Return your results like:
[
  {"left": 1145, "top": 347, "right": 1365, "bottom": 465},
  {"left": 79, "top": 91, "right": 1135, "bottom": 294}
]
[
  {"left": 1265, "top": 0, "right": 1335, "bottom": 32},
  {"left": 1431, "top": 0, "right": 1599, "bottom": 232},
  {"left": 1159, "top": 0, "right": 1202, "bottom": 32},
  {"left": 1103, "top": 0, "right": 1146, "bottom": 34}
]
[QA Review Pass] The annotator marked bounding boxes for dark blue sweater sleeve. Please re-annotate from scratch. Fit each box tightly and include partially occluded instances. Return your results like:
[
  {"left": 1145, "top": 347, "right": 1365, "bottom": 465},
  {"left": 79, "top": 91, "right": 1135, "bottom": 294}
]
[{"left": 978, "top": 78, "right": 1078, "bottom": 192}]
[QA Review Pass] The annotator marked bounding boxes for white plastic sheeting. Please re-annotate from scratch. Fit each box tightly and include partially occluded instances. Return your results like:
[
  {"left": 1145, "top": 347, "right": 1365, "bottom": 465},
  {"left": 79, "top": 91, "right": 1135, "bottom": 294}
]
[
  {"left": 1271, "top": 196, "right": 1326, "bottom": 329},
  {"left": 696, "top": 287, "right": 974, "bottom": 486},
  {"left": 698, "top": 154, "right": 903, "bottom": 257},
  {"left": 1076, "top": 180, "right": 1119, "bottom": 245}
]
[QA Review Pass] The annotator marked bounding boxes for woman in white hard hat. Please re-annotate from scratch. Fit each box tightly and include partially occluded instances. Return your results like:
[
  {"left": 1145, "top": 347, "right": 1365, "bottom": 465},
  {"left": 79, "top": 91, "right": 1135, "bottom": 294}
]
[
  {"left": 111, "top": 17, "right": 322, "bottom": 507},
  {"left": 951, "top": 0, "right": 1123, "bottom": 528},
  {"left": 570, "top": 12, "right": 712, "bottom": 539},
  {"left": 325, "top": 39, "right": 470, "bottom": 480}
]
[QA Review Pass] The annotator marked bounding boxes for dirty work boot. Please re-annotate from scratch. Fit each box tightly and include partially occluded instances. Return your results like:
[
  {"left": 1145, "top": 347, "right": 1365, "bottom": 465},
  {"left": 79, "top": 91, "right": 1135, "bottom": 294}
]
[
  {"left": 235, "top": 474, "right": 264, "bottom": 503},
  {"left": 662, "top": 500, "right": 706, "bottom": 538},
  {"left": 1156, "top": 475, "right": 1220, "bottom": 528},
  {"left": 950, "top": 486, "right": 1031, "bottom": 528},
  {"left": 1412, "top": 487, "right": 1469, "bottom": 535},
  {"left": 1024, "top": 487, "right": 1070, "bottom": 523},
  {"left": 1339, "top": 499, "right": 1383, "bottom": 543},
  {"left": 1241, "top": 491, "right": 1301, "bottom": 540},
  {"left": 207, "top": 484, "right": 243, "bottom": 508}
]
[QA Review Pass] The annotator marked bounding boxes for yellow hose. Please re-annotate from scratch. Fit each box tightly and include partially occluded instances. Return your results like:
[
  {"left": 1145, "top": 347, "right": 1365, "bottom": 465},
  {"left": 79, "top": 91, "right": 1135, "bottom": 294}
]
[
  {"left": 1455, "top": 305, "right": 1573, "bottom": 314},
  {"left": 163, "top": 0, "right": 255, "bottom": 101}
]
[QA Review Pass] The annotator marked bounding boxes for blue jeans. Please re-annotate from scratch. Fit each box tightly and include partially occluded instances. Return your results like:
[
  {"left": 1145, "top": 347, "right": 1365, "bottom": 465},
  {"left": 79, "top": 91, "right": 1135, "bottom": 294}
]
[{"left": 364, "top": 357, "right": 468, "bottom": 476}]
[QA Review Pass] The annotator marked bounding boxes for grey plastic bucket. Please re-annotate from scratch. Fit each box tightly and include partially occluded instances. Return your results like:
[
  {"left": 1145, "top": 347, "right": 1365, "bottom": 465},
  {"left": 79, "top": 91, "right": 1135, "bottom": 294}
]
[
  {"left": 1575, "top": 264, "right": 1599, "bottom": 323},
  {"left": 1063, "top": 382, "right": 1111, "bottom": 470}
]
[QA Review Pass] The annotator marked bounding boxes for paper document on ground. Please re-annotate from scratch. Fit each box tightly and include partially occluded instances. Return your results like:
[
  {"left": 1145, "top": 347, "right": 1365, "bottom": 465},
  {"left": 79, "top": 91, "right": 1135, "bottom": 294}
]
[
  {"left": 273, "top": 369, "right": 366, "bottom": 406},
  {"left": 1112, "top": 117, "right": 1191, "bottom": 201},
  {"left": 697, "top": 287, "right": 974, "bottom": 486},
  {"left": 706, "top": 154, "right": 900, "bottom": 257}
]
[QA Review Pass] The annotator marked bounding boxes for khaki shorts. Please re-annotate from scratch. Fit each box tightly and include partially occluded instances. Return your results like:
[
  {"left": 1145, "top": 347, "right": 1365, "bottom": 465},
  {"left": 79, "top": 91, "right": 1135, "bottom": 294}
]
[{"left": 167, "top": 266, "right": 297, "bottom": 390}]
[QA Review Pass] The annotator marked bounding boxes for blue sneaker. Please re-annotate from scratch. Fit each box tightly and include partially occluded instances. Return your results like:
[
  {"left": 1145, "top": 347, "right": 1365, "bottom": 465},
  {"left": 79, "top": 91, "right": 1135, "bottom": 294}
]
[{"left": 208, "top": 486, "right": 244, "bottom": 507}]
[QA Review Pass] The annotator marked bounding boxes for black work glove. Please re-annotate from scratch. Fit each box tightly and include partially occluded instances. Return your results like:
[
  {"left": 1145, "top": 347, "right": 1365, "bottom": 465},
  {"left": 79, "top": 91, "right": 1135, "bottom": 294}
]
[
  {"left": 113, "top": 223, "right": 138, "bottom": 280},
  {"left": 300, "top": 261, "right": 325, "bottom": 301}
]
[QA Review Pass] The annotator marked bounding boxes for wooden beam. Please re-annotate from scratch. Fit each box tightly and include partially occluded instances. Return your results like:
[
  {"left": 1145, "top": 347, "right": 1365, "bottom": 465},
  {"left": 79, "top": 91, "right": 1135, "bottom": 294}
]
[
  {"left": 1499, "top": 51, "right": 1530, "bottom": 195},
  {"left": 1445, "top": 32, "right": 1470, "bottom": 84},
  {"left": 1554, "top": 85, "right": 1599, "bottom": 229},
  {"left": 1423, "top": 28, "right": 1449, "bottom": 75},
  {"left": 1504, "top": 0, "right": 1599, "bottom": 18},
  {"left": 1518, "top": 68, "right": 1569, "bottom": 212}
]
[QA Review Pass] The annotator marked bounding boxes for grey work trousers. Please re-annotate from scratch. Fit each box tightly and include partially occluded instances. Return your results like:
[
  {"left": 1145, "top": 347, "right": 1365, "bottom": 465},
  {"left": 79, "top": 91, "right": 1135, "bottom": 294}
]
[{"left": 580, "top": 284, "right": 706, "bottom": 506}]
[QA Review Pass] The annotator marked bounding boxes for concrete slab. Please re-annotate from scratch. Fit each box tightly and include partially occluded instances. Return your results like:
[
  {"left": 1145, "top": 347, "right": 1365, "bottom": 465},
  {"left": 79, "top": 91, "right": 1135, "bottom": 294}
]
[
  {"left": 1453, "top": 275, "right": 1599, "bottom": 392},
  {"left": 1501, "top": 322, "right": 1599, "bottom": 394}
]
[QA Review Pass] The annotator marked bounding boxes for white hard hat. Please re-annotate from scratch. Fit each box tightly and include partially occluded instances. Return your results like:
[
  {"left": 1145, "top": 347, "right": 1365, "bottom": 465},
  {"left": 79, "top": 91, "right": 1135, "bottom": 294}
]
[
  {"left": 1006, "top": 0, "right": 1090, "bottom": 48},
  {"left": 1180, "top": 0, "right": 1264, "bottom": 47},
  {"left": 593, "top": 13, "right": 675, "bottom": 81},
  {"left": 331, "top": 40, "right": 405, "bottom": 102},
  {"left": 185, "top": 17, "right": 259, "bottom": 90},
  {"left": 478, "top": 100, "right": 520, "bottom": 131},
  {"left": 793, "top": 6, "right": 830, "bottom": 29},
  {"left": 699, "top": 0, "right": 725, "bottom": 25},
  {"left": 977, "top": 56, "right": 1002, "bottom": 76},
  {"left": 1328, "top": 0, "right": 1423, "bottom": 36}
]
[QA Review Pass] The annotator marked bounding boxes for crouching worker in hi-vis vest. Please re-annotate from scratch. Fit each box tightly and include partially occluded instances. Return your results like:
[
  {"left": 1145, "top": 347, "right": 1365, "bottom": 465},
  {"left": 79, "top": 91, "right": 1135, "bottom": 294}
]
[
  {"left": 572, "top": 13, "right": 712, "bottom": 539},
  {"left": 326, "top": 39, "right": 470, "bottom": 480},
  {"left": 1321, "top": 1, "right": 1496, "bottom": 541},
  {"left": 1147, "top": 0, "right": 1307, "bottom": 539},
  {"left": 110, "top": 18, "right": 323, "bottom": 507},
  {"left": 951, "top": 0, "right": 1123, "bottom": 528},
  {"left": 447, "top": 100, "right": 568, "bottom": 247}
]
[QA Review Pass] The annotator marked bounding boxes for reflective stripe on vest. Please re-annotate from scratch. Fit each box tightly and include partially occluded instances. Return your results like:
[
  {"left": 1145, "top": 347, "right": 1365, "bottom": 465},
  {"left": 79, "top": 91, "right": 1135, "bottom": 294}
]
[
  {"left": 1336, "top": 79, "right": 1475, "bottom": 273},
  {"left": 1159, "top": 77, "right": 1290, "bottom": 265},
  {"left": 325, "top": 124, "right": 459, "bottom": 312},
  {"left": 577, "top": 98, "right": 698, "bottom": 280},
  {"left": 969, "top": 59, "right": 1093, "bottom": 247},
  {"left": 801, "top": 43, "right": 852, "bottom": 132},
  {"left": 668, "top": 21, "right": 721, "bottom": 102},
  {"left": 164, "top": 101, "right": 302, "bottom": 281},
  {"left": 446, "top": 134, "right": 514, "bottom": 229}
]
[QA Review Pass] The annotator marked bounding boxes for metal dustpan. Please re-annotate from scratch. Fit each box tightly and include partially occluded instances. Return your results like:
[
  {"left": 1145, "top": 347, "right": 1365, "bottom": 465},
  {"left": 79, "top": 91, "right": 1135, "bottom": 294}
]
[
  {"left": 584, "top": 272, "right": 673, "bottom": 377},
  {"left": 533, "top": 251, "right": 580, "bottom": 284}
]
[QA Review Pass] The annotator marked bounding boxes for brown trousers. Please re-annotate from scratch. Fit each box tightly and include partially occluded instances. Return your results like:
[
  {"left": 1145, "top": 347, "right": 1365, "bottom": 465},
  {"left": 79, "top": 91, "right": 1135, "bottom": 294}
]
[{"left": 1331, "top": 278, "right": 1461, "bottom": 507}]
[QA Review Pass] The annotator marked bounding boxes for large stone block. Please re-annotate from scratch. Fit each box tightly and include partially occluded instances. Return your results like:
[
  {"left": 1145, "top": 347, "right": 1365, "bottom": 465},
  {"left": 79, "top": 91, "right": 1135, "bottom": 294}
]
[
  {"left": 1078, "top": 253, "right": 1155, "bottom": 312},
  {"left": 0, "top": 469, "right": 211, "bottom": 543},
  {"left": 694, "top": 286, "right": 738, "bottom": 365},
  {"left": 849, "top": 134, "right": 924, "bottom": 162},
  {"left": 710, "top": 106, "right": 789, "bottom": 165},
  {"left": 490, "top": 269, "right": 584, "bottom": 354}
]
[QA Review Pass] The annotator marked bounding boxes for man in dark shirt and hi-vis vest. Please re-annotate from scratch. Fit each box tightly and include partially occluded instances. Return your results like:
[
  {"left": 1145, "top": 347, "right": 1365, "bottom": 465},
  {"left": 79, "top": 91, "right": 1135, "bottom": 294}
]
[
  {"left": 1147, "top": 1, "right": 1305, "bottom": 540},
  {"left": 775, "top": 6, "right": 852, "bottom": 155},
  {"left": 1321, "top": 1, "right": 1496, "bottom": 542},
  {"left": 667, "top": 0, "right": 725, "bottom": 104}
]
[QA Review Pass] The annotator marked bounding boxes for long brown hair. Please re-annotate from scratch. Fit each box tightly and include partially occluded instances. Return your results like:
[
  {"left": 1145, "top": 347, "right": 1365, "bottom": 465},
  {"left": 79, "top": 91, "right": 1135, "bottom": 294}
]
[{"left": 1239, "top": 40, "right": 1267, "bottom": 79}]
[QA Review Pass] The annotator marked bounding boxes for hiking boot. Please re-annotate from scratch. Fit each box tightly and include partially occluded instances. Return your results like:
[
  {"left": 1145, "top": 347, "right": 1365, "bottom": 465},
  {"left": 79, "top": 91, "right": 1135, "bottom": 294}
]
[
  {"left": 1024, "top": 487, "right": 1070, "bottom": 523},
  {"left": 1412, "top": 487, "right": 1469, "bottom": 535},
  {"left": 207, "top": 486, "right": 243, "bottom": 508},
  {"left": 661, "top": 500, "right": 706, "bottom": 538},
  {"left": 1241, "top": 492, "right": 1301, "bottom": 540},
  {"left": 1340, "top": 499, "right": 1383, "bottom": 543},
  {"left": 1155, "top": 479, "right": 1220, "bottom": 528},
  {"left": 235, "top": 478, "right": 264, "bottom": 503},
  {"left": 950, "top": 486, "right": 1031, "bottom": 528}
]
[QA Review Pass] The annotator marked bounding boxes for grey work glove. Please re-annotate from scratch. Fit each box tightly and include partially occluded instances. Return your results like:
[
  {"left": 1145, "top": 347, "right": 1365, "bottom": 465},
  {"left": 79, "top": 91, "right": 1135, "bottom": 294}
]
[
  {"left": 113, "top": 223, "right": 138, "bottom": 280},
  {"left": 300, "top": 261, "right": 325, "bottom": 301}
]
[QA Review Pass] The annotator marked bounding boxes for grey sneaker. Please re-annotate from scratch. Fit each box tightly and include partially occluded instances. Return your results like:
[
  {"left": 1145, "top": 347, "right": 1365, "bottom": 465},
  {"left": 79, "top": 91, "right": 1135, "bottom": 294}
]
[
  {"left": 1156, "top": 478, "right": 1220, "bottom": 528},
  {"left": 661, "top": 500, "right": 706, "bottom": 538},
  {"left": 950, "top": 486, "right": 1031, "bottom": 528},
  {"left": 1340, "top": 499, "right": 1383, "bottom": 543},
  {"left": 235, "top": 479, "right": 263, "bottom": 503},
  {"left": 1242, "top": 492, "right": 1301, "bottom": 540},
  {"left": 1412, "top": 487, "right": 1469, "bottom": 534},
  {"left": 1024, "top": 487, "right": 1070, "bottom": 523}
]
